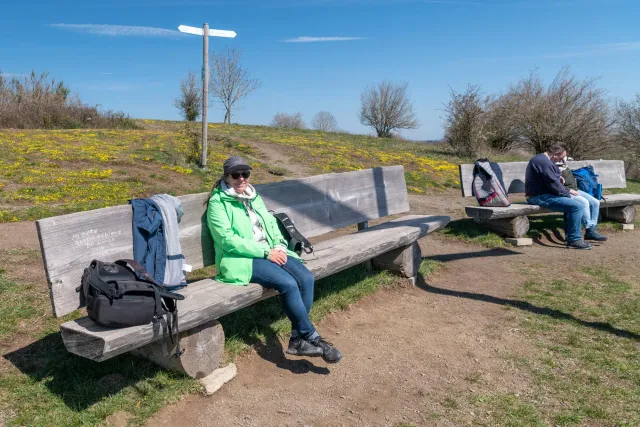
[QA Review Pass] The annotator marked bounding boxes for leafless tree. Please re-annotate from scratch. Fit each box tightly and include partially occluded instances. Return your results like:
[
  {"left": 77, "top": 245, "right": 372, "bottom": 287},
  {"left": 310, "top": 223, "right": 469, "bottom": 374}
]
[
  {"left": 617, "top": 94, "right": 640, "bottom": 148},
  {"left": 506, "top": 67, "right": 613, "bottom": 158},
  {"left": 616, "top": 94, "right": 640, "bottom": 175},
  {"left": 443, "top": 84, "right": 487, "bottom": 156},
  {"left": 311, "top": 111, "right": 338, "bottom": 132},
  {"left": 174, "top": 71, "right": 201, "bottom": 122},
  {"left": 484, "top": 93, "right": 520, "bottom": 153},
  {"left": 209, "top": 47, "right": 261, "bottom": 124},
  {"left": 271, "top": 112, "right": 305, "bottom": 129},
  {"left": 358, "top": 81, "right": 419, "bottom": 138}
]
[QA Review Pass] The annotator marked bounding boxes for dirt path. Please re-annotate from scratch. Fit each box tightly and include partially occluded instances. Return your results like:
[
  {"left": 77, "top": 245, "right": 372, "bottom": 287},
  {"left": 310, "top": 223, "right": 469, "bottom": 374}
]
[
  {"left": 147, "top": 227, "right": 640, "bottom": 427},
  {"left": 240, "top": 138, "right": 317, "bottom": 179}
]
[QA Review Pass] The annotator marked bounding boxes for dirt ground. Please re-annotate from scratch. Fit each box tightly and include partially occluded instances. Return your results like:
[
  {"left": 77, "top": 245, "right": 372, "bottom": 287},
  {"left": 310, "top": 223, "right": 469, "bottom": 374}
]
[
  {"left": 140, "top": 226, "right": 640, "bottom": 427},
  {"left": 1, "top": 196, "right": 639, "bottom": 426}
]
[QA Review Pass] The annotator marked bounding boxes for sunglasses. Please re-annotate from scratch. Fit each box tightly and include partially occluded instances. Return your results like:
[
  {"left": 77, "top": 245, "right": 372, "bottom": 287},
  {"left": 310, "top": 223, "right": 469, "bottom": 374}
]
[{"left": 230, "top": 171, "right": 251, "bottom": 180}]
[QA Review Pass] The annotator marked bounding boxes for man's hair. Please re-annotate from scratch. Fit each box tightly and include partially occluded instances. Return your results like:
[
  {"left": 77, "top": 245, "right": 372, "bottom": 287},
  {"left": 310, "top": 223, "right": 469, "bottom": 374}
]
[{"left": 546, "top": 143, "right": 566, "bottom": 155}]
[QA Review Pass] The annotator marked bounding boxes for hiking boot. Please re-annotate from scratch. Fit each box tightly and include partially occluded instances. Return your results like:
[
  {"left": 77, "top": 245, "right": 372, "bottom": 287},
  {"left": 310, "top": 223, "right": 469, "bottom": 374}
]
[
  {"left": 566, "top": 239, "right": 593, "bottom": 250},
  {"left": 308, "top": 336, "right": 343, "bottom": 364},
  {"left": 585, "top": 227, "right": 608, "bottom": 241},
  {"left": 286, "top": 337, "right": 323, "bottom": 357}
]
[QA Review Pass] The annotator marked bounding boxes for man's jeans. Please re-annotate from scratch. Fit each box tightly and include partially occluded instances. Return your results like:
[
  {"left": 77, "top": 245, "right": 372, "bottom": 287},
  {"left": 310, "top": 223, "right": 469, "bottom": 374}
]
[
  {"left": 527, "top": 193, "right": 585, "bottom": 242},
  {"left": 572, "top": 190, "right": 600, "bottom": 229},
  {"left": 251, "top": 257, "right": 316, "bottom": 338}
]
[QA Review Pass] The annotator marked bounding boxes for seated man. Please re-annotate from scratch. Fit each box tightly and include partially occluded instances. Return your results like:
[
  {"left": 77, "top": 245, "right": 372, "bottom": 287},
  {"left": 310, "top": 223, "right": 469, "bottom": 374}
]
[
  {"left": 525, "top": 144, "right": 592, "bottom": 250},
  {"left": 556, "top": 157, "right": 607, "bottom": 242}
]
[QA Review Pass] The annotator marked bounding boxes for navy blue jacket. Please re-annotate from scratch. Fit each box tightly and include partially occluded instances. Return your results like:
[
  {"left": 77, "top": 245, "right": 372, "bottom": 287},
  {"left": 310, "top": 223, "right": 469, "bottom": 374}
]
[
  {"left": 525, "top": 153, "right": 570, "bottom": 198},
  {"left": 130, "top": 198, "right": 166, "bottom": 284}
]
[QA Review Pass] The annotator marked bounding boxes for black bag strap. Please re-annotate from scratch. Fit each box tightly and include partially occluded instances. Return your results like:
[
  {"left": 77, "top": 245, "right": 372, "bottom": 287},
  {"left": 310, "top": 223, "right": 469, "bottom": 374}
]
[
  {"left": 273, "top": 212, "right": 314, "bottom": 254},
  {"left": 115, "top": 259, "right": 185, "bottom": 301},
  {"left": 115, "top": 259, "right": 160, "bottom": 285},
  {"left": 85, "top": 261, "right": 125, "bottom": 299},
  {"left": 155, "top": 309, "right": 183, "bottom": 359}
]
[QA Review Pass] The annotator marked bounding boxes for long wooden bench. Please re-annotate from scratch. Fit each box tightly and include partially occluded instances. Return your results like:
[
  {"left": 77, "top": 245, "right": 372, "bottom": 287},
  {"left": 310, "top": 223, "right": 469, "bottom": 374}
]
[
  {"left": 458, "top": 160, "right": 640, "bottom": 240},
  {"left": 37, "top": 165, "right": 450, "bottom": 380}
]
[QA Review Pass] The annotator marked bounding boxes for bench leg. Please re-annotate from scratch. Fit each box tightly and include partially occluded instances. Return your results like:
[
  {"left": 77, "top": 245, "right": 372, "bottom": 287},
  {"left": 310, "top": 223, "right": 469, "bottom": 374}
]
[
  {"left": 372, "top": 241, "right": 421, "bottom": 285},
  {"left": 601, "top": 205, "right": 636, "bottom": 224},
  {"left": 474, "top": 215, "right": 529, "bottom": 238},
  {"left": 132, "top": 319, "right": 226, "bottom": 379}
]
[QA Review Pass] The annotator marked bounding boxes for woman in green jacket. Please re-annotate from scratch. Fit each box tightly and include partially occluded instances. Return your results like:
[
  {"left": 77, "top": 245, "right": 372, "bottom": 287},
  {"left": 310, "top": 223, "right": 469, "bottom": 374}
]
[{"left": 207, "top": 156, "right": 342, "bottom": 364}]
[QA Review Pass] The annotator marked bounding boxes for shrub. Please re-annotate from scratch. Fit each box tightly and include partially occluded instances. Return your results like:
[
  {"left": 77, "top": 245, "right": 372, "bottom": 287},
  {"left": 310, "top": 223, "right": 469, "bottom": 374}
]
[
  {"left": 271, "top": 112, "right": 305, "bottom": 129},
  {"left": 0, "top": 70, "right": 137, "bottom": 129}
]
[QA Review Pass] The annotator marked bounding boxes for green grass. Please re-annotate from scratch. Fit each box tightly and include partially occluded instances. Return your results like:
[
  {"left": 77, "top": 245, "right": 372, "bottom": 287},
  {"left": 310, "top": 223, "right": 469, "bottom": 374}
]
[
  {"left": 0, "top": 272, "right": 46, "bottom": 339},
  {"left": 471, "top": 394, "right": 546, "bottom": 427},
  {"left": 607, "top": 178, "right": 640, "bottom": 194},
  {"left": 439, "top": 218, "right": 506, "bottom": 248},
  {"left": 471, "top": 266, "right": 640, "bottom": 426},
  {"left": 0, "top": 260, "right": 440, "bottom": 426}
]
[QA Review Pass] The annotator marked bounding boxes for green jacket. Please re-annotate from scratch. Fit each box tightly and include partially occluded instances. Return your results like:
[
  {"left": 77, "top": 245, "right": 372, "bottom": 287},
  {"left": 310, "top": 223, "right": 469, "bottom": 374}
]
[
  {"left": 561, "top": 168, "right": 578, "bottom": 191},
  {"left": 207, "top": 186, "right": 299, "bottom": 285}
]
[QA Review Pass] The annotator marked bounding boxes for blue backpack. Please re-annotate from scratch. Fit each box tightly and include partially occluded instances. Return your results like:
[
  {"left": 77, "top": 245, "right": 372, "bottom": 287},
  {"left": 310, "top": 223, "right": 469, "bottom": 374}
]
[{"left": 571, "top": 166, "right": 603, "bottom": 200}]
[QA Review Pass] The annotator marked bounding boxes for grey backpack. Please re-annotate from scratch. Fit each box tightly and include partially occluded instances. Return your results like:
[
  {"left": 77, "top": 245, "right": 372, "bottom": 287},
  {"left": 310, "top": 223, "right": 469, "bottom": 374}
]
[{"left": 472, "top": 159, "right": 511, "bottom": 207}]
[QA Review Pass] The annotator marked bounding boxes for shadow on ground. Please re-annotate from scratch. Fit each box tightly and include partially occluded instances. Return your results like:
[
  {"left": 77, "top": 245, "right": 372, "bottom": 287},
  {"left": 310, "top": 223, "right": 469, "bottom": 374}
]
[
  {"left": 3, "top": 332, "right": 178, "bottom": 410},
  {"left": 414, "top": 273, "right": 640, "bottom": 341}
]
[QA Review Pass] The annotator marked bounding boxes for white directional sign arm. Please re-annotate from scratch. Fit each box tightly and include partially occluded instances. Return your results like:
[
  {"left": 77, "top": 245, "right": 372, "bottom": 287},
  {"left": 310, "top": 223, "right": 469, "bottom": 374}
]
[
  {"left": 178, "top": 25, "right": 236, "bottom": 38},
  {"left": 208, "top": 29, "right": 236, "bottom": 38}
]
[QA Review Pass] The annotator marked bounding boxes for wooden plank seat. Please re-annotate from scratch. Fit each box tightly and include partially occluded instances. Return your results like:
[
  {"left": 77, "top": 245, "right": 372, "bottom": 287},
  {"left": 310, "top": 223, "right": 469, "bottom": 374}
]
[
  {"left": 37, "top": 165, "right": 450, "bottom": 379},
  {"left": 458, "top": 160, "right": 640, "bottom": 238}
]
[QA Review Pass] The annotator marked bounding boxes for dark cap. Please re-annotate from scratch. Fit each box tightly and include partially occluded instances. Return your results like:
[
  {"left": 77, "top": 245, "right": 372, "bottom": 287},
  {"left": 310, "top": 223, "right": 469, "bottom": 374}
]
[{"left": 223, "top": 156, "right": 252, "bottom": 175}]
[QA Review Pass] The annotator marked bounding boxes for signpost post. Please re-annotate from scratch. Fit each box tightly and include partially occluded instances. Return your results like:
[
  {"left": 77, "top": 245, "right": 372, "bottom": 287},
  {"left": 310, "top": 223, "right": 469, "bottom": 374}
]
[{"left": 178, "top": 24, "right": 237, "bottom": 169}]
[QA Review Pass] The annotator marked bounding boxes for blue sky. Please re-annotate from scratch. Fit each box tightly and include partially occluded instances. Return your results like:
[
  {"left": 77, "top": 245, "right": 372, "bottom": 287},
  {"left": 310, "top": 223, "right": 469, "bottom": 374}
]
[{"left": 1, "top": 0, "right": 639, "bottom": 140}]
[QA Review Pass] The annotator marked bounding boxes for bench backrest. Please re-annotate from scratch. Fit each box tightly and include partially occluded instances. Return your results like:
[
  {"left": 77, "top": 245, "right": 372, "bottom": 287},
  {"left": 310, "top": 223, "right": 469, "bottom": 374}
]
[
  {"left": 37, "top": 165, "right": 410, "bottom": 317},
  {"left": 458, "top": 160, "right": 627, "bottom": 197}
]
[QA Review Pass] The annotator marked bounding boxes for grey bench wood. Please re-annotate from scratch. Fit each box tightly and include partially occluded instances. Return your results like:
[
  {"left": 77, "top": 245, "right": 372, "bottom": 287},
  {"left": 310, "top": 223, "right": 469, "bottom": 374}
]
[
  {"left": 458, "top": 160, "right": 640, "bottom": 238},
  {"left": 37, "top": 165, "right": 450, "bottom": 378}
]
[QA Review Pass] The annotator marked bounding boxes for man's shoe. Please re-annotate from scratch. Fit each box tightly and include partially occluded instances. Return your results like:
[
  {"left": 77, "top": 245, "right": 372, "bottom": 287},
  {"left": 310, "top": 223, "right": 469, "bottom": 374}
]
[
  {"left": 308, "top": 336, "right": 343, "bottom": 364},
  {"left": 566, "top": 239, "right": 593, "bottom": 250},
  {"left": 585, "top": 228, "right": 608, "bottom": 241},
  {"left": 286, "top": 337, "right": 323, "bottom": 357}
]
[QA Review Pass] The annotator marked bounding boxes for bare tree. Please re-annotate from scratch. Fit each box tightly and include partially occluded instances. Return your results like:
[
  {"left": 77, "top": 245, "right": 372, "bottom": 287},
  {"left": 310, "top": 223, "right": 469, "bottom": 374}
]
[
  {"left": 506, "top": 67, "right": 613, "bottom": 158},
  {"left": 617, "top": 94, "right": 640, "bottom": 148},
  {"left": 443, "top": 85, "right": 487, "bottom": 156},
  {"left": 484, "top": 93, "right": 520, "bottom": 153},
  {"left": 271, "top": 112, "right": 305, "bottom": 129},
  {"left": 311, "top": 111, "right": 338, "bottom": 132},
  {"left": 616, "top": 94, "right": 640, "bottom": 176},
  {"left": 174, "top": 71, "right": 201, "bottom": 122},
  {"left": 358, "top": 81, "right": 419, "bottom": 138},
  {"left": 209, "top": 47, "right": 261, "bottom": 124}
]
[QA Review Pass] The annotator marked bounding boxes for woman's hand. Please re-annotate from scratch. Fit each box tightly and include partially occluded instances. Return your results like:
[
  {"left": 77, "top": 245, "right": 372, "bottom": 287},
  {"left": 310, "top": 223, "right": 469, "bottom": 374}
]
[{"left": 268, "top": 249, "right": 287, "bottom": 266}]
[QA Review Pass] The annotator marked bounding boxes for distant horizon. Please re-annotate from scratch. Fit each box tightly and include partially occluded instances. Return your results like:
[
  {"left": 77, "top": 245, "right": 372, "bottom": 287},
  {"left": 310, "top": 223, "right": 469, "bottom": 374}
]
[{"left": 131, "top": 116, "right": 445, "bottom": 143}]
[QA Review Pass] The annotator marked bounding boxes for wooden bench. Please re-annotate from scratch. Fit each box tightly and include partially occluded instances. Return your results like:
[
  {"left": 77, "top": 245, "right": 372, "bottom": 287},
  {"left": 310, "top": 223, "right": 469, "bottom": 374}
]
[
  {"left": 37, "top": 165, "right": 450, "bottom": 380},
  {"left": 458, "top": 160, "right": 640, "bottom": 241}
]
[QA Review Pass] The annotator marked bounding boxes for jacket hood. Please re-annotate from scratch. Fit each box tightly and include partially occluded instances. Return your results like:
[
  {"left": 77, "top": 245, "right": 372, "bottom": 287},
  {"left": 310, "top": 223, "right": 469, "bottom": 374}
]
[{"left": 218, "top": 180, "right": 257, "bottom": 202}]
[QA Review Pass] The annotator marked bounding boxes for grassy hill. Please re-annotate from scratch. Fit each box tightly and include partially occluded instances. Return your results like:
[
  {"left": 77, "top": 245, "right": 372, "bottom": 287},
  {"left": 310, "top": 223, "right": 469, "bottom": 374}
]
[{"left": 0, "top": 120, "right": 465, "bottom": 223}]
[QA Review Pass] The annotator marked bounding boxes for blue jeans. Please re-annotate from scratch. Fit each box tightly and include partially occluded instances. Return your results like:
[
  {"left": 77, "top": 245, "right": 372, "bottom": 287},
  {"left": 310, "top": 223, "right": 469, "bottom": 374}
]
[
  {"left": 573, "top": 190, "right": 600, "bottom": 229},
  {"left": 251, "top": 257, "right": 316, "bottom": 338},
  {"left": 527, "top": 193, "right": 585, "bottom": 242}
]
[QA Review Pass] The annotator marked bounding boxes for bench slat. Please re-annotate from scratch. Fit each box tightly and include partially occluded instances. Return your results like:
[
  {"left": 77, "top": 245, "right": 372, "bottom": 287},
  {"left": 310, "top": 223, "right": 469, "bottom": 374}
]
[
  {"left": 38, "top": 166, "right": 411, "bottom": 317},
  {"left": 60, "top": 214, "right": 450, "bottom": 362},
  {"left": 465, "top": 194, "right": 640, "bottom": 220},
  {"left": 459, "top": 160, "right": 627, "bottom": 198}
]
